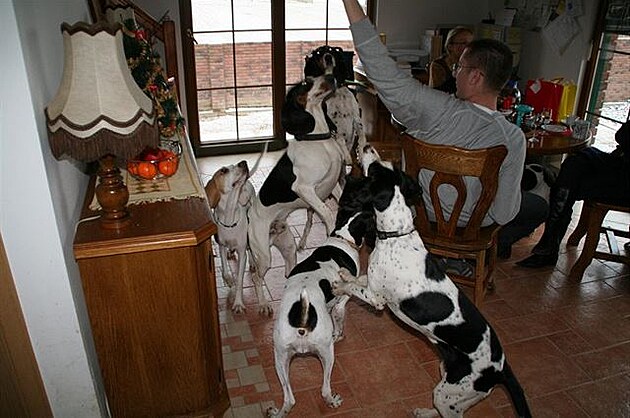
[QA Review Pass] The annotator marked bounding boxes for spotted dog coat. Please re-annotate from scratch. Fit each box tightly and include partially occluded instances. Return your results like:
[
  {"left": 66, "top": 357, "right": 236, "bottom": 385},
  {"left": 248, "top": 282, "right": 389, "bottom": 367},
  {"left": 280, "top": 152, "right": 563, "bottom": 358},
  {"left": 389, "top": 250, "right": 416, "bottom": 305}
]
[
  {"left": 268, "top": 176, "right": 376, "bottom": 418},
  {"left": 333, "top": 146, "right": 532, "bottom": 418},
  {"left": 247, "top": 75, "right": 349, "bottom": 315}
]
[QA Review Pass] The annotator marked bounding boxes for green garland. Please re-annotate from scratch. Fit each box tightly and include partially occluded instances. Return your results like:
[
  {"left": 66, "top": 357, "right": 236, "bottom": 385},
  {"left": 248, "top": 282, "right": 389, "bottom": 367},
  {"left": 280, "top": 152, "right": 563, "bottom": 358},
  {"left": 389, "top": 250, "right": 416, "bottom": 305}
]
[{"left": 121, "top": 18, "right": 185, "bottom": 138}]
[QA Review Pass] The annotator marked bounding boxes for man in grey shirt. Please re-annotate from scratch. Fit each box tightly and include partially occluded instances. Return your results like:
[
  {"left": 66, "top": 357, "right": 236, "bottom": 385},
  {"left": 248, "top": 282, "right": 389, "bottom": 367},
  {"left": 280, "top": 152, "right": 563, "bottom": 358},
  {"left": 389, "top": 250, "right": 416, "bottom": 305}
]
[{"left": 342, "top": 0, "right": 533, "bottom": 263}]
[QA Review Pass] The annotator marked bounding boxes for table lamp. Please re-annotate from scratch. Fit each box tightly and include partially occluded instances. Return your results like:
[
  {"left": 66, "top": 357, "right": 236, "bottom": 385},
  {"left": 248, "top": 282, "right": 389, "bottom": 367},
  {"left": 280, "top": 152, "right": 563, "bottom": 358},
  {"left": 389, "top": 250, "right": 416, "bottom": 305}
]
[{"left": 45, "top": 21, "right": 159, "bottom": 229}]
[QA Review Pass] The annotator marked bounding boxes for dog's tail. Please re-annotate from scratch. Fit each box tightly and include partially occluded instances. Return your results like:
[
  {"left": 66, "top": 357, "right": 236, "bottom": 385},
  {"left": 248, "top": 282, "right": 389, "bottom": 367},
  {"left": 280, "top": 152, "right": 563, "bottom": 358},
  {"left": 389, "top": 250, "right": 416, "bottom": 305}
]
[
  {"left": 249, "top": 141, "right": 269, "bottom": 178},
  {"left": 502, "top": 361, "right": 532, "bottom": 418},
  {"left": 288, "top": 288, "right": 317, "bottom": 337}
]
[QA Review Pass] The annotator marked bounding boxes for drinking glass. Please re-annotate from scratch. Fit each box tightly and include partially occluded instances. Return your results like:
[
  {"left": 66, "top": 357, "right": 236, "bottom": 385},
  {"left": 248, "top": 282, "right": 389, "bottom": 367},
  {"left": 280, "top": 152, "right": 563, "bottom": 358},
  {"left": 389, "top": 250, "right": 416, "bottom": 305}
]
[{"left": 529, "top": 113, "right": 544, "bottom": 143}]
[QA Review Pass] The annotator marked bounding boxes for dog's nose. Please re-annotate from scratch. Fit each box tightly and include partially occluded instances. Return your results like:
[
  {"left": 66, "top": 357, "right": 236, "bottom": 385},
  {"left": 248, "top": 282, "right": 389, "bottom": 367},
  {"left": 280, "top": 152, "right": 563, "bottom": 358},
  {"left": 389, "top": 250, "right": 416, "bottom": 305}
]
[
  {"left": 298, "top": 329, "right": 306, "bottom": 336},
  {"left": 237, "top": 160, "right": 248, "bottom": 169},
  {"left": 324, "top": 53, "right": 334, "bottom": 66}
]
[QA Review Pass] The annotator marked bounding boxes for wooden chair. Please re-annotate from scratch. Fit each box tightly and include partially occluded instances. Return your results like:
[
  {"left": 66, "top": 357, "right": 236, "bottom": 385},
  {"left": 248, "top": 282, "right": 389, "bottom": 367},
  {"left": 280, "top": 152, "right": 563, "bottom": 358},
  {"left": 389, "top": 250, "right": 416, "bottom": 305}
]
[
  {"left": 401, "top": 134, "right": 507, "bottom": 306},
  {"left": 566, "top": 201, "right": 630, "bottom": 279}
]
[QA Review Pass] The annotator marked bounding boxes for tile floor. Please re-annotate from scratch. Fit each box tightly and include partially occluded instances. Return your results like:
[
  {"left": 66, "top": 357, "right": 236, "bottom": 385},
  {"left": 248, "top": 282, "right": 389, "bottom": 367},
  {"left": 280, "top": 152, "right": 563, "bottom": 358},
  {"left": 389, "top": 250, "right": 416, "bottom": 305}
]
[{"left": 197, "top": 151, "right": 630, "bottom": 418}]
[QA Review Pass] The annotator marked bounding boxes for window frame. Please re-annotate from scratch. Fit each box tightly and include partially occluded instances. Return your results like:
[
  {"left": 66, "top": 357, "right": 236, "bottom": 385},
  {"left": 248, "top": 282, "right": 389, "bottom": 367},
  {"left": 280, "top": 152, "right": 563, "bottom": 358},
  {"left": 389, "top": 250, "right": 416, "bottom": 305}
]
[{"left": 180, "top": 0, "right": 375, "bottom": 157}]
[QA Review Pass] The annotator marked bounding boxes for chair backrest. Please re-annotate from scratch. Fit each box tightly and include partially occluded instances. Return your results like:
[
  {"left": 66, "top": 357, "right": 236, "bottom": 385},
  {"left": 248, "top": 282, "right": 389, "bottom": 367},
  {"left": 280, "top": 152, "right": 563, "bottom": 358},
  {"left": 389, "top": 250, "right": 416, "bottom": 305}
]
[{"left": 401, "top": 133, "right": 507, "bottom": 242}]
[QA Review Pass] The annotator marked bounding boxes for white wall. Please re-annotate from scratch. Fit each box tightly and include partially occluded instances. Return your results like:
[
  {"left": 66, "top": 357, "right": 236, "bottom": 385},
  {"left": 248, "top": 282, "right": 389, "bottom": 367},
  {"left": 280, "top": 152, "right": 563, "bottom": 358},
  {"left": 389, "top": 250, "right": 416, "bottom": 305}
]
[
  {"left": 374, "top": 0, "right": 504, "bottom": 49},
  {"left": 1, "top": 0, "right": 106, "bottom": 416}
]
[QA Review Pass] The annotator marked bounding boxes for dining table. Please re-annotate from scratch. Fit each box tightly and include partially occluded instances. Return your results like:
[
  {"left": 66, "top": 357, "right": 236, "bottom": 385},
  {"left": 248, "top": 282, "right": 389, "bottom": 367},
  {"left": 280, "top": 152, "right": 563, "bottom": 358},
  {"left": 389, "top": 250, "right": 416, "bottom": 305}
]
[{"left": 524, "top": 124, "right": 591, "bottom": 156}]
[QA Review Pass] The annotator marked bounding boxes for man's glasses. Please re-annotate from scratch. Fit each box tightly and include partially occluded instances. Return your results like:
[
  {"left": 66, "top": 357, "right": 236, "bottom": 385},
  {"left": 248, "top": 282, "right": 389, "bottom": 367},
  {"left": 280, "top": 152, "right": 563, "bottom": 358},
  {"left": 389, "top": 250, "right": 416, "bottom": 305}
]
[{"left": 451, "top": 62, "right": 483, "bottom": 76}]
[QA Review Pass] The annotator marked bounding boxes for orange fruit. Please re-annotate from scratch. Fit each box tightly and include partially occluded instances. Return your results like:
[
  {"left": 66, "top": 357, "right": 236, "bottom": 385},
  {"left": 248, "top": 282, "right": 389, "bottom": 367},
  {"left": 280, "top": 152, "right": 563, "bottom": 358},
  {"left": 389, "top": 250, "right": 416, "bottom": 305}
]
[
  {"left": 127, "top": 162, "right": 139, "bottom": 176},
  {"left": 158, "top": 158, "right": 179, "bottom": 176},
  {"left": 137, "top": 161, "right": 158, "bottom": 179}
]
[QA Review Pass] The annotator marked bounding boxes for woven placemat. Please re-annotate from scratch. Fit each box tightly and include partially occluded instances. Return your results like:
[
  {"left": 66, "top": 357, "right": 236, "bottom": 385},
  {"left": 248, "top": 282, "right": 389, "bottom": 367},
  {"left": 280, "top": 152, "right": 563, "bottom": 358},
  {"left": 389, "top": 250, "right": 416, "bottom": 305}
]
[{"left": 89, "top": 133, "right": 205, "bottom": 210}]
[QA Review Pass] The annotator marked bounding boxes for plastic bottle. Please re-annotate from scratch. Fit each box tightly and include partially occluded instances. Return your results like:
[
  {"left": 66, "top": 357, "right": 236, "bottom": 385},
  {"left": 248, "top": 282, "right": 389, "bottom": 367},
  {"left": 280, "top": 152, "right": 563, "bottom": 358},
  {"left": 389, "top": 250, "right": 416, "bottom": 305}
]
[{"left": 498, "top": 80, "right": 521, "bottom": 113}]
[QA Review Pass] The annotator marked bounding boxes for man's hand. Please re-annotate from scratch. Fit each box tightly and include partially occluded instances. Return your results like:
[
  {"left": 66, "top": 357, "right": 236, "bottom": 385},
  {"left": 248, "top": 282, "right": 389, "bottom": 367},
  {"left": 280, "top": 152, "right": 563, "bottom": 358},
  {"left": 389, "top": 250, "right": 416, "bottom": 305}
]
[{"left": 341, "top": 0, "right": 368, "bottom": 24}]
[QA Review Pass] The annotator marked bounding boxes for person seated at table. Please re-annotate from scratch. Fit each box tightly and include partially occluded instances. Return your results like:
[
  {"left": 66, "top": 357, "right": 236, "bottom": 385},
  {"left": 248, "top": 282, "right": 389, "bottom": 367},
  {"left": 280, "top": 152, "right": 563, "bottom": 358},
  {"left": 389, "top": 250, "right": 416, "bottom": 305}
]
[
  {"left": 340, "top": 0, "right": 525, "bottom": 276},
  {"left": 428, "top": 26, "right": 474, "bottom": 94},
  {"left": 517, "top": 120, "right": 630, "bottom": 268},
  {"left": 497, "top": 163, "right": 556, "bottom": 259}
]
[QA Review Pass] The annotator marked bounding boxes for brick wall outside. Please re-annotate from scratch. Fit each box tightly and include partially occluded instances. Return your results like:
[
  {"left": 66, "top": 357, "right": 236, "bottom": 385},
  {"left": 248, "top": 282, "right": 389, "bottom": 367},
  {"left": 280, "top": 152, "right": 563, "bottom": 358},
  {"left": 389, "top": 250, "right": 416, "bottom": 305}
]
[
  {"left": 603, "top": 37, "right": 630, "bottom": 103},
  {"left": 195, "top": 40, "right": 354, "bottom": 111}
]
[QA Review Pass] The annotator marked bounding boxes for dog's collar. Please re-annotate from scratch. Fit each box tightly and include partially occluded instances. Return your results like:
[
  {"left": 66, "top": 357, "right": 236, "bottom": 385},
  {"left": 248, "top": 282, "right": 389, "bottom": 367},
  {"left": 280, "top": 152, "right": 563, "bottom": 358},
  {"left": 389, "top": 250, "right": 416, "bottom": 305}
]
[
  {"left": 330, "top": 233, "right": 360, "bottom": 250},
  {"left": 376, "top": 228, "right": 415, "bottom": 240},
  {"left": 294, "top": 132, "right": 332, "bottom": 141},
  {"left": 215, "top": 218, "right": 239, "bottom": 228}
]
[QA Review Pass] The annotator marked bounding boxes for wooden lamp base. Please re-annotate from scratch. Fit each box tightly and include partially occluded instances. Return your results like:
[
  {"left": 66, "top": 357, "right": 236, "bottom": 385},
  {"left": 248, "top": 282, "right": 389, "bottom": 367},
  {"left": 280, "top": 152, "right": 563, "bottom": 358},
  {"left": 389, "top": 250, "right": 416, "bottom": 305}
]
[{"left": 95, "top": 154, "right": 131, "bottom": 229}]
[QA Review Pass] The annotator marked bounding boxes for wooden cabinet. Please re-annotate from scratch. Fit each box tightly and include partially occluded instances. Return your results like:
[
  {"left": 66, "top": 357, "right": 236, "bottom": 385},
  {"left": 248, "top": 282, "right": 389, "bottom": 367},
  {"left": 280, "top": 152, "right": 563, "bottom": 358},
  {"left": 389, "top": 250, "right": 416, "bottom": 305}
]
[
  {"left": 73, "top": 181, "right": 229, "bottom": 417},
  {"left": 354, "top": 69, "right": 403, "bottom": 143}
]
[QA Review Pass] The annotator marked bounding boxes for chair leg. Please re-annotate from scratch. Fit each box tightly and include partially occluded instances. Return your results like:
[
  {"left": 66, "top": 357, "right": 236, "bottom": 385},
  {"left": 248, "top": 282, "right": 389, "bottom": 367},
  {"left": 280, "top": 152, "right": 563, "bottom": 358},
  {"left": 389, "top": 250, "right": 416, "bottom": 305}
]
[
  {"left": 473, "top": 253, "right": 486, "bottom": 307},
  {"left": 567, "top": 203, "right": 592, "bottom": 246},
  {"left": 569, "top": 206, "right": 608, "bottom": 279}
]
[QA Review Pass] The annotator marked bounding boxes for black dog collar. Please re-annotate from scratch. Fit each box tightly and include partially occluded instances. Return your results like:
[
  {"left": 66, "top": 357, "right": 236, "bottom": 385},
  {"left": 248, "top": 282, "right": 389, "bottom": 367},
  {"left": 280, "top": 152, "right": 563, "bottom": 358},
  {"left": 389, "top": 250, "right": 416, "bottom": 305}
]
[
  {"left": 294, "top": 132, "right": 332, "bottom": 141},
  {"left": 376, "top": 228, "right": 415, "bottom": 240},
  {"left": 215, "top": 218, "right": 239, "bottom": 228}
]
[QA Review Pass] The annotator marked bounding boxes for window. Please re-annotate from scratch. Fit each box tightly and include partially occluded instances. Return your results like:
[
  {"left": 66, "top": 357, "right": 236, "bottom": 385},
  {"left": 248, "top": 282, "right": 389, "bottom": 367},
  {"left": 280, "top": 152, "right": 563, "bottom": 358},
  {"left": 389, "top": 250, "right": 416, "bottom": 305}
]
[
  {"left": 181, "top": 0, "right": 373, "bottom": 157},
  {"left": 578, "top": 0, "right": 630, "bottom": 152}
]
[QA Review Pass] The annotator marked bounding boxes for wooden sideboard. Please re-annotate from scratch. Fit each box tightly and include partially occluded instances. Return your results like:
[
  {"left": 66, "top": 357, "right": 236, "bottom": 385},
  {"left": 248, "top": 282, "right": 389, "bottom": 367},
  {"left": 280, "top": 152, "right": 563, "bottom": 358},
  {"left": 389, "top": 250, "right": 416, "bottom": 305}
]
[{"left": 73, "top": 180, "right": 229, "bottom": 417}]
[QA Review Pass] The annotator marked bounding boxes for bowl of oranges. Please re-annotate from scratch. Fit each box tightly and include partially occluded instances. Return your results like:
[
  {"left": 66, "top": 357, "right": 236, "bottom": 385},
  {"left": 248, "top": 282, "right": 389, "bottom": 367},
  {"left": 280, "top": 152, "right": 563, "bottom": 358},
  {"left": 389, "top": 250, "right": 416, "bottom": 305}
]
[{"left": 126, "top": 140, "right": 181, "bottom": 181}]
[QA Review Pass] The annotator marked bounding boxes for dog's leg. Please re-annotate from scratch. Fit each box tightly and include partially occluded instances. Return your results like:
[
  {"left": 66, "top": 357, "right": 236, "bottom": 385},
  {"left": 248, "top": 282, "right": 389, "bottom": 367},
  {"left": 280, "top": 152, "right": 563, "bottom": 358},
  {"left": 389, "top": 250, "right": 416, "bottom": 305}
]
[
  {"left": 248, "top": 223, "right": 273, "bottom": 316},
  {"left": 297, "top": 208, "right": 314, "bottom": 251},
  {"left": 291, "top": 186, "right": 335, "bottom": 234},
  {"left": 267, "top": 349, "right": 295, "bottom": 418},
  {"left": 231, "top": 246, "right": 248, "bottom": 314},
  {"left": 417, "top": 378, "right": 488, "bottom": 418},
  {"left": 330, "top": 183, "right": 343, "bottom": 202},
  {"left": 271, "top": 220, "right": 297, "bottom": 277},
  {"left": 332, "top": 268, "right": 386, "bottom": 310},
  {"left": 328, "top": 295, "right": 350, "bottom": 342},
  {"left": 219, "top": 245, "right": 236, "bottom": 305},
  {"left": 317, "top": 343, "right": 343, "bottom": 409}
]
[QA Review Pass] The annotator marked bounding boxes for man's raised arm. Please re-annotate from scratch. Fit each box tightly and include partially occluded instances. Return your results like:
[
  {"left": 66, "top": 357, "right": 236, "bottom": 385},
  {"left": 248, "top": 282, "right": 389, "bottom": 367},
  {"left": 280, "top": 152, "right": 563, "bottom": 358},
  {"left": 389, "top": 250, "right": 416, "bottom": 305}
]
[{"left": 341, "top": 0, "right": 368, "bottom": 24}]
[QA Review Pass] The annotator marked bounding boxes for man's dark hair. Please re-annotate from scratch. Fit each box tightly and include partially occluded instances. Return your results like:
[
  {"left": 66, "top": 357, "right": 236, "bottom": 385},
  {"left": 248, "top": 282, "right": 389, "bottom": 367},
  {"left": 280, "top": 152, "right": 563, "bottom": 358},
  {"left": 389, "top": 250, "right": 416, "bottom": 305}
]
[{"left": 465, "top": 39, "right": 513, "bottom": 93}]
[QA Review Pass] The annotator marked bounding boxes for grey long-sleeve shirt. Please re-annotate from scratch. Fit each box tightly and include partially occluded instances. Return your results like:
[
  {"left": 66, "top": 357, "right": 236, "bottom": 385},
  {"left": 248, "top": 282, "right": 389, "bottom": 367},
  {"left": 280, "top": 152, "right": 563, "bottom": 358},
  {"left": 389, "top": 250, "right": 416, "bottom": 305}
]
[{"left": 351, "top": 18, "right": 525, "bottom": 226}]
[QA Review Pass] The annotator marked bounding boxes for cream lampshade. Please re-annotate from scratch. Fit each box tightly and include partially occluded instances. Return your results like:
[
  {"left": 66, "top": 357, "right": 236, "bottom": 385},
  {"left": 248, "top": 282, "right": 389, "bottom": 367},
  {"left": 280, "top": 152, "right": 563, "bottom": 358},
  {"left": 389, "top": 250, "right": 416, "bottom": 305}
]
[{"left": 45, "top": 21, "right": 159, "bottom": 229}]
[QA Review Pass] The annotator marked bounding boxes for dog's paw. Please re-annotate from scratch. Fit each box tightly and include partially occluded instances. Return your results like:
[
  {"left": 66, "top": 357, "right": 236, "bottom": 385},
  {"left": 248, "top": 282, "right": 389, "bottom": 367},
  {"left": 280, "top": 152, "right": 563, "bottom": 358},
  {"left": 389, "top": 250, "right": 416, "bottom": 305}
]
[
  {"left": 266, "top": 406, "right": 280, "bottom": 417},
  {"left": 258, "top": 303, "right": 274, "bottom": 317},
  {"left": 325, "top": 392, "right": 343, "bottom": 408},
  {"left": 331, "top": 279, "right": 347, "bottom": 297},
  {"left": 412, "top": 407, "right": 439, "bottom": 418},
  {"left": 338, "top": 267, "right": 356, "bottom": 283},
  {"left": 231, "top": 301, "right": 246, "bottom": 314}
]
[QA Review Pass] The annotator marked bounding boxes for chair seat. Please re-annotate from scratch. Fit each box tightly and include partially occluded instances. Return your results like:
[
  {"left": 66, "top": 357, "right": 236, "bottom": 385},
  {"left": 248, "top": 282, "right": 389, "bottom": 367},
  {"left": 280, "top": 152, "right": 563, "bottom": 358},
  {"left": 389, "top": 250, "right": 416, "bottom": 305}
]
[
  {"left": 567, "top": 200, "right": 630, "bottom": 279},
  {"left": 419, "top": 222, "right": 501, "bottom": 252}
]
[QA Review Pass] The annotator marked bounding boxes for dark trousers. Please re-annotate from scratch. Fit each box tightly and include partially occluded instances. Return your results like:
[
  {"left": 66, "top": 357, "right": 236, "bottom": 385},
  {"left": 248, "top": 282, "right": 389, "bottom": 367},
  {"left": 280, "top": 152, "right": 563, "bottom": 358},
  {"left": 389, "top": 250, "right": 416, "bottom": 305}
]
[{"left": 498, "top": 191, "right": 549, "bottom": 250}]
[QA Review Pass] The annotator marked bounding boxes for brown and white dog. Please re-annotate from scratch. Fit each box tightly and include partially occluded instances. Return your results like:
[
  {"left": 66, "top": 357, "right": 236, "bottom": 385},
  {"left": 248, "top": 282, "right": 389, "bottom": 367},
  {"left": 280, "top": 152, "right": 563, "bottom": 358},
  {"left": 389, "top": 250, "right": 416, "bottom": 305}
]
[{"left": 205, "top": 150, "right": 266, "bottom": 313}]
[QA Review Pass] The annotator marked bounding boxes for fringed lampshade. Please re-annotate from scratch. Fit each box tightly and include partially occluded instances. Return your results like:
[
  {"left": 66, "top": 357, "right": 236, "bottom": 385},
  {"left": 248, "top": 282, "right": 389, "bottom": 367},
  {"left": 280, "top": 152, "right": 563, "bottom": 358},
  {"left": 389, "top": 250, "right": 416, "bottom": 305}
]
[{"left": 45, "top": 21, "right": 159, "bottom": 229}]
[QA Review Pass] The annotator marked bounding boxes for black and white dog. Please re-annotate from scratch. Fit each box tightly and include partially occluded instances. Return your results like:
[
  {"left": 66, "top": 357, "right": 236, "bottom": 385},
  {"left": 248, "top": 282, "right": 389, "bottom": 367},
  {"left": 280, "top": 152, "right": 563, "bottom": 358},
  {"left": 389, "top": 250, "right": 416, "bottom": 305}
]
[
  {"left": 247, "top": 75, "right": 350, "bottom": 315},
  {"left": 297, "top": 45, "right": 367, "bottom": 250},
  {"left": 267, "top": 175, "right": 375, "bottom": 418},
  {"left": 303, "top": 45, "right": 366, "bottom": 163},
  {"left": 333, "top": 146, "right": 532, "bottom": 418}
]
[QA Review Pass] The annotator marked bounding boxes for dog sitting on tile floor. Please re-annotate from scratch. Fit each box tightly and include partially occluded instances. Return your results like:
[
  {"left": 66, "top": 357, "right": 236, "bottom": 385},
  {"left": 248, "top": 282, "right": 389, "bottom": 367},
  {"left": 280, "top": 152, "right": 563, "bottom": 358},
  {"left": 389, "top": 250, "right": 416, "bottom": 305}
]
[
  {"left": 267, "top": 175, "right": 376, "bottom": 418},
  {"left": 333, "top": 145, "right": 532, "bottom": 418}
]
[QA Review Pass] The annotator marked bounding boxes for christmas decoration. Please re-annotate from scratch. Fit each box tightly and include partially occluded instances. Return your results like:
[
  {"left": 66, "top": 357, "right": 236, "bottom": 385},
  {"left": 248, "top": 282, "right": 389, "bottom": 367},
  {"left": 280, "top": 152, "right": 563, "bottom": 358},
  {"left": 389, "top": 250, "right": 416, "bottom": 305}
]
[{"left": 120, "top": 18, "right": 185, "bottom": 138}]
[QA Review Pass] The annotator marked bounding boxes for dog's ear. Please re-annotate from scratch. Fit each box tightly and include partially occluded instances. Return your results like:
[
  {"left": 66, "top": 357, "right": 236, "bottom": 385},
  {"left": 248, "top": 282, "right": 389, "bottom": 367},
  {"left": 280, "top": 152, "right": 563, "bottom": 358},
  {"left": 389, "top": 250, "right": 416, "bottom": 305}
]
[
  {"left": 282, "top": 83, "right": 315, "bottom": 135},
  {"left": 397, "top": 168, "right": 423, "bottom": 203},
  {"left": 205, "top": 179, "right": 221, "bottom": 209},
  {"left": 238, "top": 182, "right": 255, "bottom": 206}
]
